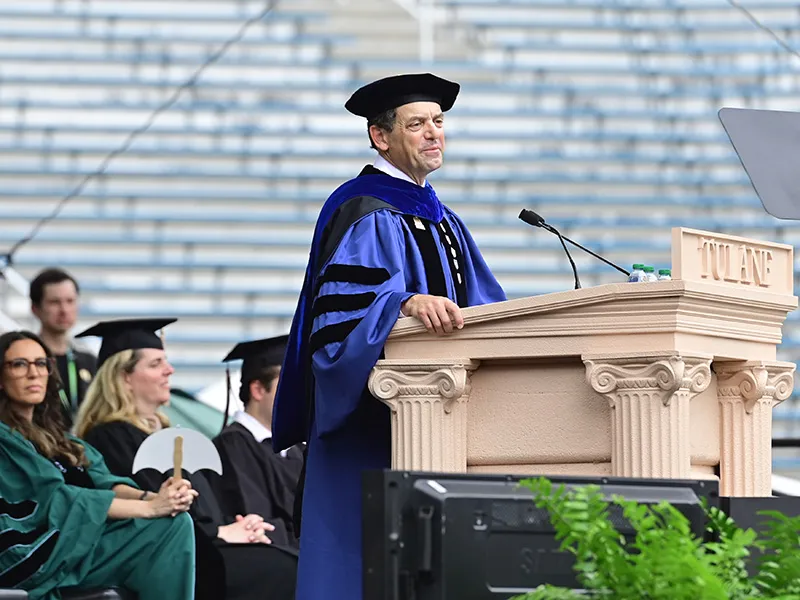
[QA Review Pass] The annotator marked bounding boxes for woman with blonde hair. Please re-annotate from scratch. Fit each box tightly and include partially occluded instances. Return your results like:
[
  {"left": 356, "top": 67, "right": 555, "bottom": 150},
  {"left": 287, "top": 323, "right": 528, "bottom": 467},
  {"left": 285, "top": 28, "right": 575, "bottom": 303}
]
[
  {"left": 0, "top": 330, "right": 196, "bottom": 600},
  {"left": 75, "top": 347, "right": 168, "bottom": 437},
  {"left": 75, "top": 318, "right": 298, "bottom": 600}
]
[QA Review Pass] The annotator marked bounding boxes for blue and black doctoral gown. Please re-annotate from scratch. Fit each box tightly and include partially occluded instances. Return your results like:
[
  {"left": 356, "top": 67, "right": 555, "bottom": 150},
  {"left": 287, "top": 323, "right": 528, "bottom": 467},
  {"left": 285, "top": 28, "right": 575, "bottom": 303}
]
[{"left": 272, "top": 164, "right": 507, "bottom": 600}]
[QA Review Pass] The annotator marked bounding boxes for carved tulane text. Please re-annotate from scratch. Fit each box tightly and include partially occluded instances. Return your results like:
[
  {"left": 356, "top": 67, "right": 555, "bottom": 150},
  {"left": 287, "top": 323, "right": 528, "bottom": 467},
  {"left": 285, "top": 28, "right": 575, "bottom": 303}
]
[{"left": 697, "top": 237, "right": 773, "bottom": 287}]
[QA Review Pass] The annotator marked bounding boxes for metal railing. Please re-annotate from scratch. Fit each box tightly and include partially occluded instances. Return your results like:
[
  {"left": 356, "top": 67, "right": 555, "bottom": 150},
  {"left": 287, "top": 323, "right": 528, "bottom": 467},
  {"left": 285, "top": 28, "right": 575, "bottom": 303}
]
[{"left": 388, "top": 0, "right": 441, "bottom": 63}]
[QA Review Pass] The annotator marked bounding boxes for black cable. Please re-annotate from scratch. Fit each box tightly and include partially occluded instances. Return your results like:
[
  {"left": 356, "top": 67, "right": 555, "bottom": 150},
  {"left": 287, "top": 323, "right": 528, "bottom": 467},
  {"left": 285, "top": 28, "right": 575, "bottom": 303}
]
[
  {"left": 542, "top": 223, "right": 581, "bottom": 289},
  {"left": 3, "top": 0, "right": 278, "bottom": 262},
  {"left": 727, "top": 0, "right": 800, "bottom": 60},
  {"left": 772, "top": 438, "right": 800, "bottom": 448}
]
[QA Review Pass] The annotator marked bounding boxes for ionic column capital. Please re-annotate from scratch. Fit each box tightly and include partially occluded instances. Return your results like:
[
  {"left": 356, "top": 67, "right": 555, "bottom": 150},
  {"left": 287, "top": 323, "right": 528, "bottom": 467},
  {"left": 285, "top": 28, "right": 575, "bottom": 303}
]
[
  {"left": 369, "top": 359, "right": 480, "bottom": 473},
  {"left": 369, "top": 360, "right": 479, "bottom": 413},
  {"left": 715, "top": 361, "right": 795, "bottom": 413},
  {"left": 584, "top": 353, "right": 713, "bottom": 406}
]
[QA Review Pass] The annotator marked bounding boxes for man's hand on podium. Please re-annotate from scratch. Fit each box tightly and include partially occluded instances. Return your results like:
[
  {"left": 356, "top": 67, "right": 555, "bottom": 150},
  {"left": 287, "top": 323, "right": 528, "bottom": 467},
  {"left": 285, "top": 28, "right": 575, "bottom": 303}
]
[{"left": 401, "top": 294, "right": 464, "bottom": 335}]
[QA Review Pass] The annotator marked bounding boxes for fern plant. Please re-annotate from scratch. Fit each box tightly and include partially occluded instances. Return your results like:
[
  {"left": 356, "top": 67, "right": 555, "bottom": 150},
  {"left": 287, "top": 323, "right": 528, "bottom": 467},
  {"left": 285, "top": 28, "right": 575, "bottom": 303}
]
[{"left": 512, "top": 477, "right": 800, "bottom": 600}]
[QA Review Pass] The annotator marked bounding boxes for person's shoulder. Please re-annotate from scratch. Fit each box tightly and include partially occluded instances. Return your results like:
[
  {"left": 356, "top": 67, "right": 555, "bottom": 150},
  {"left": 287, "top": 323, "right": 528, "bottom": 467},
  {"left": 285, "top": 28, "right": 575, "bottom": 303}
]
[
  {"left": 328, "top": 192, "right": 396, "bottom": 223},
  {"left": 342, "top": 198, "right": 401, "bottom": 229},
  {"left": 69, "top": 344, "right": 98, "bottom": 369},
  {"left": 90, "top": 419, "right": 129, "bottom": 432},
  {"left": 317, "top": 196, "right": 401, "bottom": 268},
  {"left": 71, "top": 433, "right": 102, "bottom": 459},
  {"left": 0, "top": 420, "right": 29, "bottom": 448},
  {"left": 440, "top": 203, "right": 460, "bottom": 220},
  {"left": 85, "top": 420, "right": 144, "bottom": 442},
  {"left": 321, "top": 166, "right": 397, "bottom": 222},
  {"left": 213, "top": 422, "right": 236, "bottom": 440},
  {"left": 214, "top": 422, "right": 254, "bottom": 444},
  {"left": 73, "top": 348, "right": 96, "bottom": 363},
  {"left": 440, "top": 204, "right": 470, "bottom": 232}
]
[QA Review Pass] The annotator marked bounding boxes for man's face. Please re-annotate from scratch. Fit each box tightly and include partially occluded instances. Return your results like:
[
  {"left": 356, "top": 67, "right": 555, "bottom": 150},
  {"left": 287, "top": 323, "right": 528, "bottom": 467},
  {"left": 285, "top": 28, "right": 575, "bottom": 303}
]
[
  {"left": 250, "top": 367, "right": 281, "bottom": 427},
  {"left": 263, "top": 368, "right": 280, "bottom": 425},
  {"left": 32, "top": 280, "right": 79, "bottom": 335},
  {"left": 372, "top": 101, "right": 446, "bottom": 184}
]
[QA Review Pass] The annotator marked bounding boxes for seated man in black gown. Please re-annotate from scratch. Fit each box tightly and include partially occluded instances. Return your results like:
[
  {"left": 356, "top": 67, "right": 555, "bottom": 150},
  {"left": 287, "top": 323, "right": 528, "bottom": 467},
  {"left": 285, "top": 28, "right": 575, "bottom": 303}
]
[{"left": 214, "top": 335, "right": 304, "bottom": 548}]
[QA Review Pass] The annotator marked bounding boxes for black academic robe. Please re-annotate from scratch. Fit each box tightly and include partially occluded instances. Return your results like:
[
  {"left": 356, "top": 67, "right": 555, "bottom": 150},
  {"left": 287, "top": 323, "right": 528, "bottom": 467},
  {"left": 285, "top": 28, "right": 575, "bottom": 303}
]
[
  {"left": 213, "top": 422, "right": 304, "bottom": 548},
  {"left": 83, "top": 420, "right": 298, "bottom": 600}
]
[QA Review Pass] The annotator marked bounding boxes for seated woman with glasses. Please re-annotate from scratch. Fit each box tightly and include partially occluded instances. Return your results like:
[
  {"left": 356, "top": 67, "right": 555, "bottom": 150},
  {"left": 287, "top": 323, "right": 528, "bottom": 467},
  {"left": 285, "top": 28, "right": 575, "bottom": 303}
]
[
  {"left": 0, "top": 330, "right": 197, "bottom": 600},
  {"left": 73, "top": 319, "right": 298, "bottom": 600}
]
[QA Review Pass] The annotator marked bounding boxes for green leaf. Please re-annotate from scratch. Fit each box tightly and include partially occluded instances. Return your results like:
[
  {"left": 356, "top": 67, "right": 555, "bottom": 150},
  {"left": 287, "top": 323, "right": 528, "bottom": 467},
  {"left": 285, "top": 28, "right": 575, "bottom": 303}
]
[
  {"left": 516, "top": 477, "right": 800, "bottom": 599},
  {"left": 509, "top": 585, "right": 583, "bottom": 600}
]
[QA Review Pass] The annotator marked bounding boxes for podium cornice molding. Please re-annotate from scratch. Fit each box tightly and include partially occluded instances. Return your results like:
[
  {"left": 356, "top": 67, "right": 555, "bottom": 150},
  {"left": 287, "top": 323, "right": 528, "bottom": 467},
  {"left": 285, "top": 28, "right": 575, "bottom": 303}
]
[{"left": 388, "top": 281, "right": 796, "bottom": 341}]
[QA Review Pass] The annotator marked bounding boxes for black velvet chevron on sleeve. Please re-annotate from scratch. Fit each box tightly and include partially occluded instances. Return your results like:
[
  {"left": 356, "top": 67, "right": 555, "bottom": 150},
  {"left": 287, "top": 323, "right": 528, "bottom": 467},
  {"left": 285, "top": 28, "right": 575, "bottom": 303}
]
[
  {"left": 0, "top": 498, "right": 36, "bottom": 520},
  {"left": 311, "top": 292, "right": 377, "bottom": 319},
  {"left": 0, "top": 531, "right": 59, "bottom": 588},
  {"left": 0, "top": 525, "right": 49, "bottom": 554},
  {"left": 317, "top": 264, "right": 390, "bottom": 287},
  {"left": 309, "top": 319, "right": 363, "bottom": 354},
  {"left": 309, "top": 264, "right": 391, "bottom": 353}
]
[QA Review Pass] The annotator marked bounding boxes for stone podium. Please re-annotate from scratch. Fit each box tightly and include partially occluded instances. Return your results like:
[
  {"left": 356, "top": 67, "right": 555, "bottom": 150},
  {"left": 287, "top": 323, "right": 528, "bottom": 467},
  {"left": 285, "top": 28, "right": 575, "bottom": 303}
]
[{"left": 368, "top": 228, "right": 797, "bottom": 497}]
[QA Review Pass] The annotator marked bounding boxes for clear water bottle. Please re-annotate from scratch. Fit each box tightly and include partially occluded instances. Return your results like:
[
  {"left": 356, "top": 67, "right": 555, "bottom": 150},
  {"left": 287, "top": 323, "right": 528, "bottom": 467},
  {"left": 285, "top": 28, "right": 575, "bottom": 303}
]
[
  {"left": 657, "top": 269, "right": 672, "bottom": 281},
  {"left": 628, "top": 264, "right": 647, "bottom": 282},
  {"left": 643, "top": 266, "right": 658, "bottom": 282}
]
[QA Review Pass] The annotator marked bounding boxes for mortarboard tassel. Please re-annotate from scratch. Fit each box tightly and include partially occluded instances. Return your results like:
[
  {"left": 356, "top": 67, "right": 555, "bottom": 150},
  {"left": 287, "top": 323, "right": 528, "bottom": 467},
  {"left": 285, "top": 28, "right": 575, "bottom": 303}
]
[{"left": 221, "top": 365, "right": 231, "bottom": 433}]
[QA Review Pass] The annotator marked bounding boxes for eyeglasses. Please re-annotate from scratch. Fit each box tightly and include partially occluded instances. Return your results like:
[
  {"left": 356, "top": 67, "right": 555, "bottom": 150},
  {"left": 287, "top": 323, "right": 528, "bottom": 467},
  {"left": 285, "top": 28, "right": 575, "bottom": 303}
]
[{"left": 3, "top": 358, "right": 54, "bottom": 378}]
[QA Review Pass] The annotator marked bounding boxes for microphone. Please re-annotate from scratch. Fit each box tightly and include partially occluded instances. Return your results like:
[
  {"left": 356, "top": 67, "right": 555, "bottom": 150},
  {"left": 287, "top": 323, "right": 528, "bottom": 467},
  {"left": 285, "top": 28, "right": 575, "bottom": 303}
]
[
  {"left": 520, "top": 209, "right": 581, "bottom": 289},
  {"left": 518, "top": 209, "right": 545, "bottom": 228},
  {"left": 518, "top": 209, "right": 631, "bottom": 283}
]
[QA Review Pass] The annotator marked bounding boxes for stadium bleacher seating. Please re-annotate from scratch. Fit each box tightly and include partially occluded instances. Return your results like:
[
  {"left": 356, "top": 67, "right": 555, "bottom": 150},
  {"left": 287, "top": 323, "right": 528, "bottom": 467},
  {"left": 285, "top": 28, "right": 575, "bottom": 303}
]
[{"left": 1, "top": 0, "right": 799, "bottom": 470}]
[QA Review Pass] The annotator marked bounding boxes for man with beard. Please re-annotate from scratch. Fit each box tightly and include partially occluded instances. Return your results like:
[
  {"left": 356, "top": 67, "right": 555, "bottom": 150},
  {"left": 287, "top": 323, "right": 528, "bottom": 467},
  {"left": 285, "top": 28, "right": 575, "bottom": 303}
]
[{"left": 30, "top": 267, "right": 96, "bottom": 428}]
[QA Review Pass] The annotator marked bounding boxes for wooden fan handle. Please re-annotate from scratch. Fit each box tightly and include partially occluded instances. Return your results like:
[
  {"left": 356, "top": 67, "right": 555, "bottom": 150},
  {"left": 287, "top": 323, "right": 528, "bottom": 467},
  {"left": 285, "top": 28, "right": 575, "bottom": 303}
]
[{"left": 173, "top": 436, "right": 184, "bottom": 479}]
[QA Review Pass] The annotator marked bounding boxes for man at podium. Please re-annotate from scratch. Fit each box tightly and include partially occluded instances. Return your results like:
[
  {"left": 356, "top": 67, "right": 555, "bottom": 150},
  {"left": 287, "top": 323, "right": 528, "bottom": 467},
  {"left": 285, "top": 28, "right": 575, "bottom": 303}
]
[{"left": 272, "top": 73, "right": 506, "bottom": 599}]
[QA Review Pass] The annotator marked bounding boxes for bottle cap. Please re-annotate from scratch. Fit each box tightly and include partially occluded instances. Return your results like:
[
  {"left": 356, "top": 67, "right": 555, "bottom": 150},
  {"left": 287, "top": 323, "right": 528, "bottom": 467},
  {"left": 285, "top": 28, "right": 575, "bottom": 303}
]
[
  {"left": 632, "top": 264, "right": 645, "bottom": 270},
  {"left": 643, "top": 266, "right": 655, "bottom": 272},
  {"left": 658, "top": 269, "right": 672, "bottom": 275}
]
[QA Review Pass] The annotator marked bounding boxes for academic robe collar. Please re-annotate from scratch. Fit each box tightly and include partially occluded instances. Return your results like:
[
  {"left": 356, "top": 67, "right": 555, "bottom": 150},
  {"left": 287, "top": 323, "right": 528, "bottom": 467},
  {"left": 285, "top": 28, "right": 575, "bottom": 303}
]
[
  {"left": 233, "top": 410, "right": 272, "bottom": 443},
  {"left": 325, "top": 165, "right": 443, "bottom": 224},
  {"left": 372, "top": 155, "right": 427, "bottom": 187},
  {"left": 272, "top": 166, "right": 443, "bottom": 450}
]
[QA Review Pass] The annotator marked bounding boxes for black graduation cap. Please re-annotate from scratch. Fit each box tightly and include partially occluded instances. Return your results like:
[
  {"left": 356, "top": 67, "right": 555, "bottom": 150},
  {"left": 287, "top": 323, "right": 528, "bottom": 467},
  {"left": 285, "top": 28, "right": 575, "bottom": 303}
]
[
  {"left": 345, "top": 73, "right": 460, "bottom": 121},
  {"left": 75, "top": 318, "right": 177, "bottom": 369},
  {"left": 220, "top": 335, "right": 288, "bottom": 432},
  {"left": 222, "top": 334, "right": 289, "bottom": 387}
]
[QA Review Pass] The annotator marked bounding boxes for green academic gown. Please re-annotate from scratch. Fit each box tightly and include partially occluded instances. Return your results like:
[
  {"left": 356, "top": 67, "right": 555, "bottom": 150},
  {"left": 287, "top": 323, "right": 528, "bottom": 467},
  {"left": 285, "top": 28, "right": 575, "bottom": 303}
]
[{"left": 0, "top": 422, "right": 195, "bottom": 600}]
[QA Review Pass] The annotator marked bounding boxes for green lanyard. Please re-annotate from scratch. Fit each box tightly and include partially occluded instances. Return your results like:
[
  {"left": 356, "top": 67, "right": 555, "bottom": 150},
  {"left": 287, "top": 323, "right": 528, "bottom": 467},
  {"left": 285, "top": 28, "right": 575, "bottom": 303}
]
[{"left": 58, "top": 348, "right": 79, "bottom": 413}]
